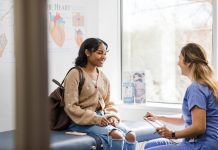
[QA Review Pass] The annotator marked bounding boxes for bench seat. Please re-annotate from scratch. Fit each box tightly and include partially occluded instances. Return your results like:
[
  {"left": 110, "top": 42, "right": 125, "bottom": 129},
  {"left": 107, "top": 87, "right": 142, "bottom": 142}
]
[{"left": 0, "top": 120, "right": 160, "bottom": 150}]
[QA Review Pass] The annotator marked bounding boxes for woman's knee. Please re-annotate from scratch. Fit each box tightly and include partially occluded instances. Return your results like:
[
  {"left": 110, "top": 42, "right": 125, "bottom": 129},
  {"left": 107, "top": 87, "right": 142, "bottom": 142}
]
[
  {"left": 126, "top": 131, "right": 136, "bottom": 142},
  {"left": 109, "top": 129, "right": 125, "bottom": 140}
]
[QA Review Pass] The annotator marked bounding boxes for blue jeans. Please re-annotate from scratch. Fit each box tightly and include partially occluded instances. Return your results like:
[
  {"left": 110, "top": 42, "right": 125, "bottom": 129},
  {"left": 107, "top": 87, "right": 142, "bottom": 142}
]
[
  {"left": 68, "top": 111, "right": 136, "bottom": 150},
  {"left": 144, "top": 138, "right": 207, "bottom": 150}
]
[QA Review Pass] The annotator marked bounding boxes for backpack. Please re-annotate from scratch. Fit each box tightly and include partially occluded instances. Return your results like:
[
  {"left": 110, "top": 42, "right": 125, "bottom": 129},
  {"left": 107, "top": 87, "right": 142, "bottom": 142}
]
[{"left": 49, "top": 66, "right": 85, "bottom": 130}]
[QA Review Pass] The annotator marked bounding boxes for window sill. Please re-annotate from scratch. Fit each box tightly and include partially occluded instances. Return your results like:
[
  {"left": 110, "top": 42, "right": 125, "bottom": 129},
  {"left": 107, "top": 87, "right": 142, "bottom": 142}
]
[
  {"left": 116, "top": 102, "right": 182, "bottom": 121},
  {"left": 116, "top": 102, "right": 184, "bottom": 130}
]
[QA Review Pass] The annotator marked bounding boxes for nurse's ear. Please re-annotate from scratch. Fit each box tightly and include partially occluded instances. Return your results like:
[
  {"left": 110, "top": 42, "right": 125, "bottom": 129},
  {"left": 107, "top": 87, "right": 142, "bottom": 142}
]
[{"left": 186, "top": 62, "right": 191, "bottom": 67}]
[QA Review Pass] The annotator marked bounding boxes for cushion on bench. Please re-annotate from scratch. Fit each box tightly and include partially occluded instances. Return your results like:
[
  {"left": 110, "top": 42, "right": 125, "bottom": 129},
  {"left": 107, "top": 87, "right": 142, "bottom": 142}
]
[
  {"left": 0, "top": 120, "right": 160, "bottom": 150},
  {"left": 0, "top": 130, "right": 100, "bottom": 150},
  {"left": 50, "top": 131, "right": 102, "bottom": 150},
  {"left": 0, "top": 130, "right": 14, "bottom": 150}
]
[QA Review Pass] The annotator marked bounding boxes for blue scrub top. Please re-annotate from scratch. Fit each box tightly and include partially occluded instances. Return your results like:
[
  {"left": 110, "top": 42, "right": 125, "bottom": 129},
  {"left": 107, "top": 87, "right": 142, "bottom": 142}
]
[{"left": 182, "top": 82, "right": 218, "bottom": 147}]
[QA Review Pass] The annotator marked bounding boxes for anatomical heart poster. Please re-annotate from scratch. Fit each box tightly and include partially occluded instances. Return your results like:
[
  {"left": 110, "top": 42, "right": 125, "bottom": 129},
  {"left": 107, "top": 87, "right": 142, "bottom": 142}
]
[{"left": 48, "top": 0, "right": 86, "bottom": 52}]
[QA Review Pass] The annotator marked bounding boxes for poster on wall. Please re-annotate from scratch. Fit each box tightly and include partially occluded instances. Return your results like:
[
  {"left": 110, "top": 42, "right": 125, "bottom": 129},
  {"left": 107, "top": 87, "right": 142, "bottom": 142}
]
[
  {"left": 133, "top": 71, "right": 146, "bottom": 103},
  {"left": 48, "top": 0, "right": 86, "bottom": 53},
  {"left": 0, "top": 0, "right": 14, "bottom": 63},
  {"left": 122, "top": 81, "right": 134, "bottom": 104},
  {"left": 122, "top": 71, "right": 146, "bottom": 104}
]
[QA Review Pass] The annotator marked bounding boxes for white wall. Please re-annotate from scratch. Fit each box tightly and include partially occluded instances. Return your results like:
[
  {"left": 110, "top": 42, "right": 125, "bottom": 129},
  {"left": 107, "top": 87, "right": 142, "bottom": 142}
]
[
  {"left": 0, "top": 0, "right": 121, "bottom": 132},
  {"left": 0, "top": 63, "right": 15, "bottom": 131}
]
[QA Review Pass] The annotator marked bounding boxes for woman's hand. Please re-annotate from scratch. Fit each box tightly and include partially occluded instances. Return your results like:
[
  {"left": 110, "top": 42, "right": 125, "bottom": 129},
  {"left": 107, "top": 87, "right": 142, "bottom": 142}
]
[
  {"left": 144, "top": 112, "right": 158, "bottom": 121},
  {"left": 107, "top": 117, "right": 119, "bottom": 127},
  {"left": 156, "top": 126, "right": 172, "bottom": 139},
  {"left": 100, "top": 116, "right": 110, "bottom": 127}
]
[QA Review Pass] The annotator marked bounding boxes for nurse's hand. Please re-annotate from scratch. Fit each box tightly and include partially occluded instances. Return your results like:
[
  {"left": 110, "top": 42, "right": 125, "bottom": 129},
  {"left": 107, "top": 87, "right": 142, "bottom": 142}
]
[
  {"left": 156, "top": 126, "right": 172, "bottom": 139},
  {"left": 144, "top": 112, "right": 158, "bottom": 121}
]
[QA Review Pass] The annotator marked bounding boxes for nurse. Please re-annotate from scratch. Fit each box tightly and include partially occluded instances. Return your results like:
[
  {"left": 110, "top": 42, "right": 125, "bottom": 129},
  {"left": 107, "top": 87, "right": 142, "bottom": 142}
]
[{"left": 144, "top": 43, "right": 218, "bottom": 150}]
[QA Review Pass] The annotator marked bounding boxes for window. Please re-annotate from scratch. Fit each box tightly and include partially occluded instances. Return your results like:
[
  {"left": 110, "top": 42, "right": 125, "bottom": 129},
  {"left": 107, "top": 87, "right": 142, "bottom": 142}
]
[{"left": 121, "top": 0, "right": 213, "bottom": 104}]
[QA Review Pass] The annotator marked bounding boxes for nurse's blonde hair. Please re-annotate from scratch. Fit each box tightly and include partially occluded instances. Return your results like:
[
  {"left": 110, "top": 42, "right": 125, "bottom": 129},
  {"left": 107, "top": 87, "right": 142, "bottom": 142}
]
[{"left": 181, "top": 43, "right": 218, "bottom": 102}]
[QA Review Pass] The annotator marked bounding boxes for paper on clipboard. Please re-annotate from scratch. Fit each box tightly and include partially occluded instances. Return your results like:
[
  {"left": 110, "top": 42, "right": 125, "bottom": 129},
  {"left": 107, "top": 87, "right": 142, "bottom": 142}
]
[
  {"left": 144, "top": 118, "right": 165, "bottom": 128},
  {"left": 144, "top": 118, "right": 180, "bottom": 144}
]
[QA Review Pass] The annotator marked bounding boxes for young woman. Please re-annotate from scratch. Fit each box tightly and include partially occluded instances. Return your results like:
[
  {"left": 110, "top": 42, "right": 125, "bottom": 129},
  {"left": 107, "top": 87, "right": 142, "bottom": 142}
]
[
  {"left": 144, "top": 43, "right": 218, "bottom": 150},
  {"left": 64, "top": 38, "right": 136, "bottom": 150}
]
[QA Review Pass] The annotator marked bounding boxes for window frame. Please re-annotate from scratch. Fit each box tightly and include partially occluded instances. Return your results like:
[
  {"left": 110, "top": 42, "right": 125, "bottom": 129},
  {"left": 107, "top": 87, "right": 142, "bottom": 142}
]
[{"left": 120, "top": 0, "right": 218, "bottom": 106}]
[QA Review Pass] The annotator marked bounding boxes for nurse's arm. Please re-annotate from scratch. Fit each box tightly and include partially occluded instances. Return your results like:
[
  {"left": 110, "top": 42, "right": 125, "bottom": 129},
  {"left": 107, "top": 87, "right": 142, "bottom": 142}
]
[{"left": 174, "top": 106, "right": 206, "bottom": 139}]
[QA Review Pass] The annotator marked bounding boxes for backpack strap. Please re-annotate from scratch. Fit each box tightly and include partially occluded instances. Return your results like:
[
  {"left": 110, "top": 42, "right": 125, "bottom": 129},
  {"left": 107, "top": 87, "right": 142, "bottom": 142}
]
[
  {"left": 52, "top": 66, "right": 85, "bottom": 95},
  {"left": 75, "top": 67, "right": 85, "bottom": 95}
]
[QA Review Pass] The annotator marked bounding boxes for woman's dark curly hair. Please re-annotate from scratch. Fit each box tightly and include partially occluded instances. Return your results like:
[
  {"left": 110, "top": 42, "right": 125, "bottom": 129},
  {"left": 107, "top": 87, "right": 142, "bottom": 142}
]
[{"left": 75, "top": 38, "right": 108, "bottom": 67}]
